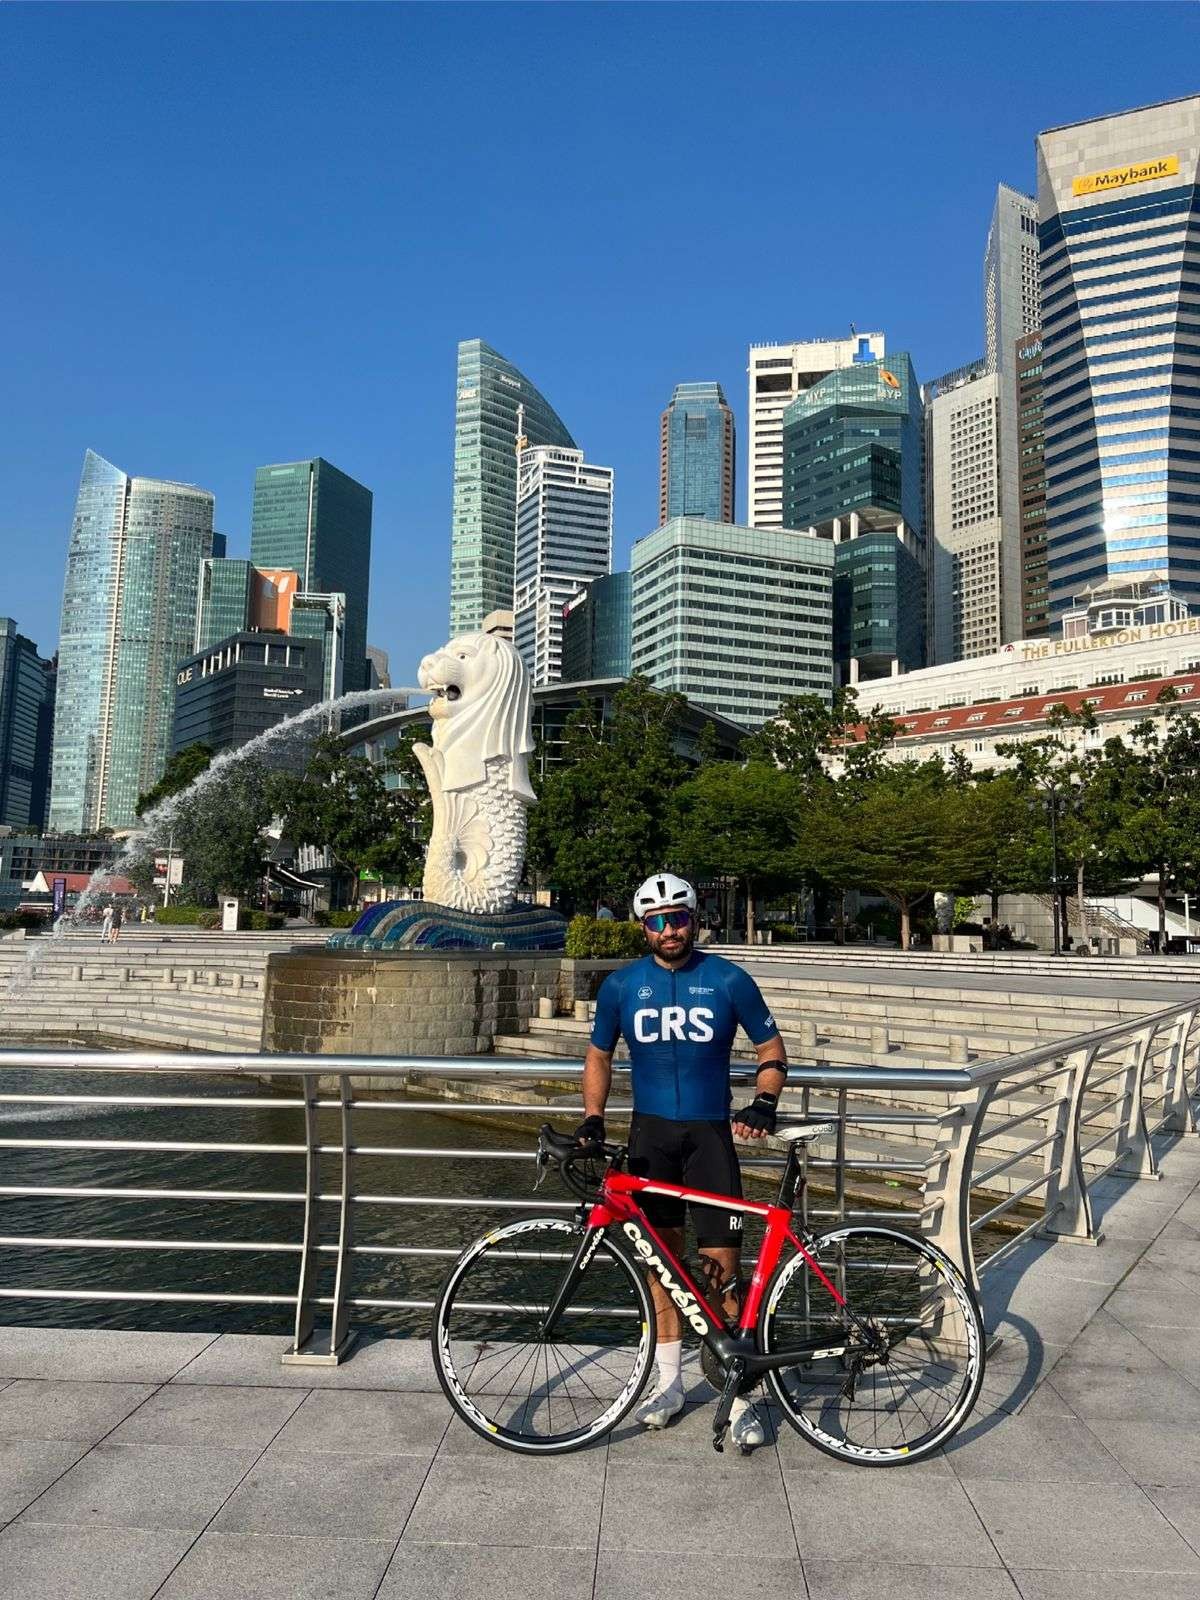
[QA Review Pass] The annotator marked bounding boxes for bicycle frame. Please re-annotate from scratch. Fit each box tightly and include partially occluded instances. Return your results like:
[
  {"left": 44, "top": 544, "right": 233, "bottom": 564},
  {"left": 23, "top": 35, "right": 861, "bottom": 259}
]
[{"left": 544, "top": 1142, "right": 872, "bottom": 1382}]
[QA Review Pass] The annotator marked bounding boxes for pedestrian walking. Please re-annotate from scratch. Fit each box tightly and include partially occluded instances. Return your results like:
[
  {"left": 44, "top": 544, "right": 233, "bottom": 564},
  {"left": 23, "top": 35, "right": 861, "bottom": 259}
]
[
  {"left": 110, "top": 905, "right": 123, "bottom": 944},
  {"left": 100, "top": 905, "right": 113, "bottom": 944}
]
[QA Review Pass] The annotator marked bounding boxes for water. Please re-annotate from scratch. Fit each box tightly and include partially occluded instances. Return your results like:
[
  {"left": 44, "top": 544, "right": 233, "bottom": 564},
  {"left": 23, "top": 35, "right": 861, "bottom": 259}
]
[
  {"left": 10, "top": 683, "right": 426, "bottom": 994},
  {"left": 0, "top": 1059, "right": 549, "bottom": 1337}
]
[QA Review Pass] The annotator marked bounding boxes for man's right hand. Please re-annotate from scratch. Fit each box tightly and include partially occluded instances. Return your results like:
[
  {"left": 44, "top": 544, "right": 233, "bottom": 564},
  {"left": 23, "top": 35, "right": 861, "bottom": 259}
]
[{"left": 573, "top": 1115, "right": 606, "bottom": 1148}]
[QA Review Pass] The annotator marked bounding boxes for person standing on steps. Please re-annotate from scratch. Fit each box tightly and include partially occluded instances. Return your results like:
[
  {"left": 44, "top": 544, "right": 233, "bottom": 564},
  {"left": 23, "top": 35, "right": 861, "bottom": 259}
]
[
  {"left": 574, "top": 871, "right": 787, "bottom": 1451},
  {"left": 100, "top": 904, "right": 113, "bottom": 944}
]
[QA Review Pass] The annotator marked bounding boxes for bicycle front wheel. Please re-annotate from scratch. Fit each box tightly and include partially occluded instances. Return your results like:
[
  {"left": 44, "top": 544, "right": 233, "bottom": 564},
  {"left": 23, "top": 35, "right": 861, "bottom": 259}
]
[
  {"left": 432, "top": 1215, "right": 656, "bottom": 1454},
  {"left": 760, "top": 1225, "right": 985, "bottom": 1465}
]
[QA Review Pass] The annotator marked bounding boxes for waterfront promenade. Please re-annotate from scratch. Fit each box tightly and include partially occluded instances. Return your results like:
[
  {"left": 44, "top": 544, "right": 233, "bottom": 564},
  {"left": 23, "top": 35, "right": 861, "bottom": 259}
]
[{"left": 4, "top": 1125, "right": 1200, "bottom": 1598}]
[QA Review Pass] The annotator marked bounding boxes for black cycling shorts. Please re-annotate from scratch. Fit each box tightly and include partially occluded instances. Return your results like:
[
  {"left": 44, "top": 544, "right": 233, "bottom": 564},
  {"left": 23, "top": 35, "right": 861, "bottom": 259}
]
[{"left": 626, "top": 1113, "right": 743, "bottom": 1247}]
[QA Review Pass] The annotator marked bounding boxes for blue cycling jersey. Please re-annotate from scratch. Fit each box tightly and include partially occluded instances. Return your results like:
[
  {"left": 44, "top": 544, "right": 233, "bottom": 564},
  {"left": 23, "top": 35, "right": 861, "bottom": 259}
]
[{"left": 589, "top": 951, "right": 780, "bottom": 1121}]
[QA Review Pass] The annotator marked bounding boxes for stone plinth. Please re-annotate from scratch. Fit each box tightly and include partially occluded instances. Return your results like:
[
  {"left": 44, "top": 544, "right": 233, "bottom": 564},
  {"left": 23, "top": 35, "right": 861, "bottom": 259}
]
[{"left": 262, "top": 949, "right": 564, "bottom": 1061}]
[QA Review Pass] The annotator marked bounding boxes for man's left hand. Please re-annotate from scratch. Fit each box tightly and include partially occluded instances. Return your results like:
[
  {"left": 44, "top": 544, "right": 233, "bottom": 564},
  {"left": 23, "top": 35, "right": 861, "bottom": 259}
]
[{"left": 732, "top": 1092, "right": 778, "bottom": 1140}]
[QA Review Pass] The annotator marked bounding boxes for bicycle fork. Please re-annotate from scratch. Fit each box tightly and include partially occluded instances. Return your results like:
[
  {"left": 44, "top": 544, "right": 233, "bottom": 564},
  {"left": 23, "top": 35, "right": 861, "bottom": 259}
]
[{"left": 540, "top": 1221, "right": 607, "bottom": 1338}]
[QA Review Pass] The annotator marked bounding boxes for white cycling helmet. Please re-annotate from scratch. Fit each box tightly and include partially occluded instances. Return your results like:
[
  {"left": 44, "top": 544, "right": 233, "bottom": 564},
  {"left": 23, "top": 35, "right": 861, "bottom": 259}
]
[{"left": 633, "top": 872, "right": 697, "bottom": 917}]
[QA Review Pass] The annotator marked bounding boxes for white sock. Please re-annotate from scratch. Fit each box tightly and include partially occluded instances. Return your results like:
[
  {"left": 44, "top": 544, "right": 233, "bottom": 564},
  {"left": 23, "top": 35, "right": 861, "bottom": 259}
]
[
  {"left": 730, "top": 1394, "right": 752, "bottom": 1422},
  {"left": 656, "top": 1340, "right": 682, "bottom": 1391}
]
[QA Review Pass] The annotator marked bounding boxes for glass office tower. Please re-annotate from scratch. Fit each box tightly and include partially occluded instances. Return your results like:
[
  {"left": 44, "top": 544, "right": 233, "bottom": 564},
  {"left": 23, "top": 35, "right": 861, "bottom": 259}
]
[
  {"left": 1037, "top": 97, "right": 1200, "bottom": 619},
  {"left": 782, "top": 353, "right": 926, "bottom": 681},
  {"left": 195, "top": 559, "right": 254, "bottom": 652},
  {"left": 659, "top": 382, "right": 735, "bottom": 523},
  {"left": 450, "top": 339, "right": 576, "bottom": 636},
  {"left": 561, "top": 571, "right": 633, "bottom": 682},
  {"left": 250, "top": 459, "right": 372, "bottom": 691},
  {"left": 49, "top": 450, "right": 215, "bottom": 831},
  {"left": 631, "top": 519, "right": 833, "bottom": 726},
  {"left": 0, "top": 619, "right": 54, "bottom": 830}
]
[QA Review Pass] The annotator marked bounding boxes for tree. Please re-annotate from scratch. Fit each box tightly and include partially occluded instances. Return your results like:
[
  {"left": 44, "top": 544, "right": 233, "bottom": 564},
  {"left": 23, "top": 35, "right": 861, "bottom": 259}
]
[
  {"left": 135, "top": 744, "right": 213, "bottom": 818},
  {"left": 960, "top": 772, "right": 1043, "bottom": 928},
  {"left": 743, "top": 687, "right": 897, "bottom": 785},
  {"left": 808, "top": 759, "right": 993, "bottom": 950},
  {"left": 169, "top": 755, "right": 277, "bottom": 902},
  {"left": 1118, "top": 707, "right": 1200, "bottom": 942},
  {"left": 670, "top": 760, "right": 802, "bottom": 942},
  {"left": 277, "top": 733, "right": 408, "bottom": 904},
  {"left": 526, "top": 678, "right": 689, "bottom": 909}
]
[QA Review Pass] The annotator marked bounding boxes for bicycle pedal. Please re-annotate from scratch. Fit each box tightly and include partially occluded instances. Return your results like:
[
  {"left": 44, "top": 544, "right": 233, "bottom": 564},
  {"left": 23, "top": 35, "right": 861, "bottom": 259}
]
[{"left": 712, "top": 1423, "right": 728, "bottom": 1454}]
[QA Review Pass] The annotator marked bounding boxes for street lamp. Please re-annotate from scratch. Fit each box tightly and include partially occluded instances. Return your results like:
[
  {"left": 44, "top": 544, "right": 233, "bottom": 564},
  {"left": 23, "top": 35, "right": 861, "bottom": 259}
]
[{"left": 1028, "top": 781, "right": 1072, "bottom": 957}]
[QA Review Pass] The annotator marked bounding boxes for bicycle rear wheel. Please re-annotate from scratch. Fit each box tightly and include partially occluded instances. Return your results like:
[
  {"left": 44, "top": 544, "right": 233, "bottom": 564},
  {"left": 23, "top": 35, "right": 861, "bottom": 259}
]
[
  {"left": 432, "top": 1215, "right": 656, "bottom": 1454},
  {"left": 760, "top": 1225, "right": 985, "bottom": 1465}
]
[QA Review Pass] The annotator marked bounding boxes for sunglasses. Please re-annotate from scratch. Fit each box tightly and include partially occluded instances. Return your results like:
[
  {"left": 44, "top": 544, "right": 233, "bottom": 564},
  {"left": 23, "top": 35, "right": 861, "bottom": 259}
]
[{"left": 642, "top": 910, "right": 692, "bottom": 933}]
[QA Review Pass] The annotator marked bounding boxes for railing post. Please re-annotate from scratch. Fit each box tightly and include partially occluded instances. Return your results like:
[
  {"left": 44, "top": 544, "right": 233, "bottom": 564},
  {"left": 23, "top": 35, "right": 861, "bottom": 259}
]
[
  {"left": 1114, "top": 1025, "right": 1160, "bottom": 1181},
  {"left": 326, "top": 1074, "right": 357, "bottom": 1359},
  {"left": 1041, "top": 1045, "right": 1103, "bottom": 1244},
  {"left": 284, "top": 1071, "right": 320, "bottom": 1362},
  {"left": 1162, "top": 1009, "right": 1200, "bottom": 1135},
  {"left": 924, "top": 1081, "right": 994, "bottom": 1295}
]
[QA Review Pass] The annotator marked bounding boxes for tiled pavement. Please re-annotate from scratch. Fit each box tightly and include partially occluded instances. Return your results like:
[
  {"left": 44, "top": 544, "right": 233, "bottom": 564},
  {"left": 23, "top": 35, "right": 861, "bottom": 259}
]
[{"left": 5, "top": 1134, "right": 1200, "bottom": 1597}]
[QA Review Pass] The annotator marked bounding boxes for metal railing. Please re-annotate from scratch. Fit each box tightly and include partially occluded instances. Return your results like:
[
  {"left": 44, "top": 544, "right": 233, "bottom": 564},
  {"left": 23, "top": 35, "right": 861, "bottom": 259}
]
[{"left": 0, "top": 992, "right": 1197, "bottom": 1363}]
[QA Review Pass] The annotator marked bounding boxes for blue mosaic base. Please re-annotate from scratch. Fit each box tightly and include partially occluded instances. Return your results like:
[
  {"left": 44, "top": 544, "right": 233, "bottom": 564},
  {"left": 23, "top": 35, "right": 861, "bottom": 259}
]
[{"left": 326, "top": 899, "right": 568, "bottom": 953}]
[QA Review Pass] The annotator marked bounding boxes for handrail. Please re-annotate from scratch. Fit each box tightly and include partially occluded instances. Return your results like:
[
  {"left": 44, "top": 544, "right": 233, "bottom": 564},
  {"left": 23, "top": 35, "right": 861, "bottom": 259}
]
[{"left": 0, "top": 987, "right": 1197, "bottom": 1360}]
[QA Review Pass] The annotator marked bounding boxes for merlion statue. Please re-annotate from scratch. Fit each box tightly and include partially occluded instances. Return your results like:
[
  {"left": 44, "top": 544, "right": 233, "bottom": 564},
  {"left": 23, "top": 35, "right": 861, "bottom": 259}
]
[{"left": 414, "top": 632, "right": 537, "bottom": 913}]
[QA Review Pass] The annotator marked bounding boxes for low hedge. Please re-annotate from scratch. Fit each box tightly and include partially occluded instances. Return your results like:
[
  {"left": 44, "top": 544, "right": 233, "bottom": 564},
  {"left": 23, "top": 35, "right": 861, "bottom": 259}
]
[
  {"left": 565, "top": 916, "right": 645, "bottom": 959},
  {"left": 314, "top": 908, "right": 361, "bottom": 928},
  {"left": 155, "top": 905, "right": 204, "bottom": 925}
]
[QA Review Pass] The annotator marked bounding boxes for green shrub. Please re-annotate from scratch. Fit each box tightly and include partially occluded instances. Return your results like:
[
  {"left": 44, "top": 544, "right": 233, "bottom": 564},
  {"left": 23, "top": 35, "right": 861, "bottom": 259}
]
[
  {"left": 565, "top": 916, "right": 645, "bottom": 959},
  {"left": 197, "top": 910, "right": 220, "bottom": 929},
  {"left": 154, "top": 905, "right": 204, "bottom": 925},
  {"left": 238, "top": 910, "right": 286, "bottom": 931}
]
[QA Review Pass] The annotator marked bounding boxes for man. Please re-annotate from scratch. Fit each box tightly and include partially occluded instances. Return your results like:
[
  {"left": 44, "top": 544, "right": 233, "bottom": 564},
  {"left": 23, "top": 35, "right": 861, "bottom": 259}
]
[{"left": 575, "top": 872, "right": 786, "bottom": 1450}]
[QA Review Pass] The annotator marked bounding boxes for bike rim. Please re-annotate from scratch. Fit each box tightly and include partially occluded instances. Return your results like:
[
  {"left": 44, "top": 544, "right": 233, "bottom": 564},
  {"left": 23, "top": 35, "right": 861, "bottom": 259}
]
[
  {"left": 435, "top": 1217, "right": 654, "bottom": 1452},
  {"left": 763, "top": 1225, "right": 982, "bottom": 1462}
]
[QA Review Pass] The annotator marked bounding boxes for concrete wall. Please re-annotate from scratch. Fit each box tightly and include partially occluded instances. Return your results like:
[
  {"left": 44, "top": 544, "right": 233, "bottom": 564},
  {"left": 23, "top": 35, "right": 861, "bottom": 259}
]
[{"left": 262, "top": 950, "right": 565, "bottom": 1058}]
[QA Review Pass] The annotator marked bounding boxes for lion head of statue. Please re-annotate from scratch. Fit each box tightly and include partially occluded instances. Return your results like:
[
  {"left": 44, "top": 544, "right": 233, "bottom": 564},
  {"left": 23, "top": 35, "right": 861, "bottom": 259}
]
[{"left": 417, "top": 632, "right": 536, "bottom": 802}]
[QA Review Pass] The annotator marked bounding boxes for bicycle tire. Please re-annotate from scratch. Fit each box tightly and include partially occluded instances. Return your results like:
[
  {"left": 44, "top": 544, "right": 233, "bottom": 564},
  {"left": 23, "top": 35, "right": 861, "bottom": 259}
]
[
  {"left": 759, "top": 1224, "right": 985, "bottom": 1466},
  {"left": 432, "top": 1214, "right": 656, "bottom": 1455}
]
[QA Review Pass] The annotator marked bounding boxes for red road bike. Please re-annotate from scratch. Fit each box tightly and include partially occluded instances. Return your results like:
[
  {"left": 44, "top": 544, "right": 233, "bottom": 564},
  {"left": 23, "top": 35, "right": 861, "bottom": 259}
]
[{"left": 432, "top": 1121, "right": 985, "bottom": 1462}]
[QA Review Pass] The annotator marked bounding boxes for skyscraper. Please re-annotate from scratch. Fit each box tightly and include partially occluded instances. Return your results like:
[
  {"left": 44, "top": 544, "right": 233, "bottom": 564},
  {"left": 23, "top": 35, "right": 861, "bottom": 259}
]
[
  {"left": 659, "top": 382, "right": 735, "bottom": 524},
  {"left": 1016, "top": 334, "right": 1049, "bottom": 638},
  {"left": 1036, "top": 97, "right": 1200, "bottom": 618},
  {"left": 782, "top": 354, "right": 926, "bottom": 682},
  {"left": 450, "top": 339, "right": 576, "bottom": 636},
  {"left": 561, "top": 571, "right": 632, "bottom": 683},
  {"left": 513, "top": 444, "right": 613, "bottom": 685},
  {"left": 0, "top": 619, "right": 54, "bottom": 831},
  {"left": 926, "top": 360, "right": 1005, "bottom": 663},
  {"left": 985, "top": 184, "right": 1041, "bottom": 375},
  {"left": 631, "top": 519, "right": 833, "bottom": 726},
  {"left": 49, "top": 451, "right": 215, "bottom": 832},
  {"left": 250, "top": 458, "right": 372, "bottom": 691},
  {"left": 984, "top": 183, "right": 1042, "bottom": 643},
  {"left": 747, "top": 333, "right": 884, "bottom": 529}
]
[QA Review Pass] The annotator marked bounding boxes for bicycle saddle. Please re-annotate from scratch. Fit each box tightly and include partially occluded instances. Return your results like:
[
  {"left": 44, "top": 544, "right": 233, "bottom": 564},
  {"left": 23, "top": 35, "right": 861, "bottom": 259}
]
[{"left": 775, "top": 1120, "right": 837, "bottom": 1143}]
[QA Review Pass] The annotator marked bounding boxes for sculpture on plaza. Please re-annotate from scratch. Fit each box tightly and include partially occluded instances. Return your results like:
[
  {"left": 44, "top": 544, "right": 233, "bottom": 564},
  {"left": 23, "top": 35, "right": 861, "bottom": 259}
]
[
  {"left": 327, "top": 630, "right": 566, "bottom": 950},
  {"left": 413, "top": 632, "right": 537, "bottom": 913}
]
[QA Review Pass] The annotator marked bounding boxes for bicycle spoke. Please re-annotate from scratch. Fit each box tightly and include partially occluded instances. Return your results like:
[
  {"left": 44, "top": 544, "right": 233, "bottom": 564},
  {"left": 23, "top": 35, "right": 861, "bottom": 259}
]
[{"left": 764, "top": 1227, "right": 983, "bottom": 1464}]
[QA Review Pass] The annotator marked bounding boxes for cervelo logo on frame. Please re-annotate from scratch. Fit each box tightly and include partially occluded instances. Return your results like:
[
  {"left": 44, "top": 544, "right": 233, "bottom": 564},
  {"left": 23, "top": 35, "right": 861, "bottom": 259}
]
[
  {"left": 621, "top": 1220, "right": 710, "bottom": 1336},
  {"left": 633, "top": 1006, "right": 714, "bottom": 1043}
]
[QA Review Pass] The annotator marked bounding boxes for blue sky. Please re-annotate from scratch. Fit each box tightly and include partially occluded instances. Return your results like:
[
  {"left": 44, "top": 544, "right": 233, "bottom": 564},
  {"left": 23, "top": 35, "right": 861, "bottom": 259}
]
[{"left": 2, "top": 2, "right": 1197, "bottom": 680}]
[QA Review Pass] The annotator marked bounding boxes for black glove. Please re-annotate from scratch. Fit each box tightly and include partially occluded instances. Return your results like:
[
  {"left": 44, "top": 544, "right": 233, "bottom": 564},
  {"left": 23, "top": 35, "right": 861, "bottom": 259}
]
[
  {"left": 732, "top": 1092, "right": 778, "bottom": 1136},
  {"left": 573, "top": 1114, "right": 606, "bottom": 1148}
]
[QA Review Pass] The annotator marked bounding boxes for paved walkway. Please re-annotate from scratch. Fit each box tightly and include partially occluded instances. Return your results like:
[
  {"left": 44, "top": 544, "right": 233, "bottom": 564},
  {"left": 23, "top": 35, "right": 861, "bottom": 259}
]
[{"left": 4, "top": 1133, "right": 1200, "bottom": 1598}]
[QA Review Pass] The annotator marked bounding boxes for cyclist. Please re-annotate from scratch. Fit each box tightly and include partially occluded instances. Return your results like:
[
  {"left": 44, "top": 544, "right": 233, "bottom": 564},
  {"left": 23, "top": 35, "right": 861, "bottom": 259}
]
[{"left": 574, "top": 872, "right": 787, "bottom": 1450}]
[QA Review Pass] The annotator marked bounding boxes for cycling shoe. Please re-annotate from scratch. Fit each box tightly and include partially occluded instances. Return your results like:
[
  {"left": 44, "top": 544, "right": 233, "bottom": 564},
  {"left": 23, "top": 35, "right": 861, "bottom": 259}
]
[
  {"left": 636, "top": 1383, "right": 684, "bottom": 1429},
  {"left": 730, "top": 1399, "right": 765, "bottom": 1452}
]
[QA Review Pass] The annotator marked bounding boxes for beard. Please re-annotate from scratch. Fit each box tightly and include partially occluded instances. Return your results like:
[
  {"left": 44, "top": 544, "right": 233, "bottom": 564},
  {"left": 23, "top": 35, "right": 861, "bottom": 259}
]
[{"left": 650, "top": 924, "right": 695, "bottom": 963}]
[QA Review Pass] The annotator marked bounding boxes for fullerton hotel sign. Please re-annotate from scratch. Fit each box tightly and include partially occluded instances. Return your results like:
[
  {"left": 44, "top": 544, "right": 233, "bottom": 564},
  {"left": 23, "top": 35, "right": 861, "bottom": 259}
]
[{"left": 1015, "top": 616, "right": 1200, "bottom": 661}]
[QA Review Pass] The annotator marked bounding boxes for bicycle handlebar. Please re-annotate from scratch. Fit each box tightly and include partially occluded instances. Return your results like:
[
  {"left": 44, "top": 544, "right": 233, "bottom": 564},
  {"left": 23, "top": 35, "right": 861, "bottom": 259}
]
[{"left": 536, "top": 1123, "right": 623, "bottom": 1199}]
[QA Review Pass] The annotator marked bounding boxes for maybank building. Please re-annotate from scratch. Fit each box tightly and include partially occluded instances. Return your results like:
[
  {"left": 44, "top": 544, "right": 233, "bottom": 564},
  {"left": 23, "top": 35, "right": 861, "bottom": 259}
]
[{"left": 1037, "top": 98, "right": 1200, "bottom": 620}]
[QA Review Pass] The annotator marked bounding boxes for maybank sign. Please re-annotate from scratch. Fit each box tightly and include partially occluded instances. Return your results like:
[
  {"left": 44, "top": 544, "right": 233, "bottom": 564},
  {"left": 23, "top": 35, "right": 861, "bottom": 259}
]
[{"left": 1072, "top": 155, "right": 1178, "bottom": 197}]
